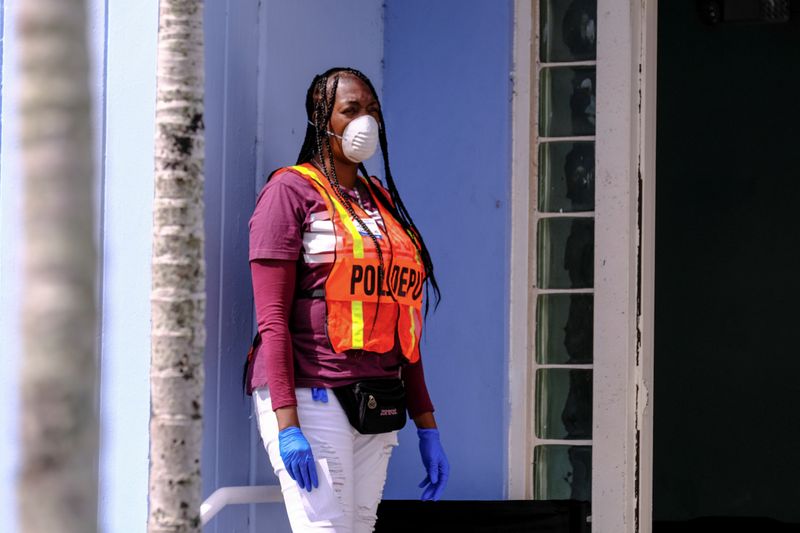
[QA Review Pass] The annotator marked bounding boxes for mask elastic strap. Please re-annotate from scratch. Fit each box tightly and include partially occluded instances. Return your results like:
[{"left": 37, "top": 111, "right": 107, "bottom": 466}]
[{"left": 307, "top": 120, "right": 341, "bottom": 139}]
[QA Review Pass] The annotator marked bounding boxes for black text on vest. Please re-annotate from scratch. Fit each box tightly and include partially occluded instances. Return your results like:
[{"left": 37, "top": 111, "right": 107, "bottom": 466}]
[{"left": 349, "top": 264, "right": 424, "bottom": 301}]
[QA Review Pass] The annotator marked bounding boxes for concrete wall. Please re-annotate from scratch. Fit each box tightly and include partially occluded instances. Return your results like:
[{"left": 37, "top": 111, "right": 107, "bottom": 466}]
[{"left": 381, "top": 0, "right": 514, "bottom": 500}]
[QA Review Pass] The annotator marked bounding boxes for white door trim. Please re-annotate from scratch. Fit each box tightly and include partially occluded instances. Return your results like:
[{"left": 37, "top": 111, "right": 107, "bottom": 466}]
[
  {"left": 507, "top": 0, "right": 533, "bottom": 500},
  {"left": 507, "top": 2, "right": 658, "bottom": 531},
  {"left": 592, "top": 0, "right": 657, "bottom": 531},
  {"left": 636, "top": 0, "right": 658, "bottom": 530}
]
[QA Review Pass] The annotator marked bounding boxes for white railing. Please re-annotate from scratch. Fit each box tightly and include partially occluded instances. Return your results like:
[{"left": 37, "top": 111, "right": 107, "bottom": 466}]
[{"left": 201, "top": 485, "right": 283, "bottom": 526}]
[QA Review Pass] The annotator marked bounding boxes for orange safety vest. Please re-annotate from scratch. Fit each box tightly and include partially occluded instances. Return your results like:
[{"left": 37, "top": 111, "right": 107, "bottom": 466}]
[{"left": 286, "top": 162, "right": 425, "bottom": 363}]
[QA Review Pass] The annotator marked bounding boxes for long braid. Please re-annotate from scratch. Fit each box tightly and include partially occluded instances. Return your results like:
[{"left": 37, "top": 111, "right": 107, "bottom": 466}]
[
  {"left": 313, "top": 74, "right": 389, "bottom": 339},
  {"left": 296, "top": 67, "right": 441, "bottom": 315},
  {"left": 296, "top": 73, "right": 324, "bottom": 165},
  {"left": 318, "top": 75, "right": 389, "bottom": 340},
  {"left": 339, "top": 68, "right": 441, "bottom": 315}
]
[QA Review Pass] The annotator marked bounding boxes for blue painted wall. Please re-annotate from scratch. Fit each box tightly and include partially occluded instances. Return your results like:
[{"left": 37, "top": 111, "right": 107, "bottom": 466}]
[
  {"left": 99, "top": 0, "right": 159, "bottom": 530},
  {"left": 0, "top": 4, "right": 22, "bottom": 532},
  {"left": 255, "top": 0, "right": 384, "bottom": 182},
  {"left": 202, "top": 1, "right": 384, "bottom": 531},
  {"left": 1, "top": 1, "right": 514, "bottom": 531},
  {"left": 202, "top": 1, "right": 261, "bottom": 532},
  {"left": 251, "top": 2, "right": 384, "bottom": 531},
  {"left": 381, "top": 0, "right": 514, "bottom": 501},
  {"left": 203, "top": 2, "right": 514, "bottom": 530}
]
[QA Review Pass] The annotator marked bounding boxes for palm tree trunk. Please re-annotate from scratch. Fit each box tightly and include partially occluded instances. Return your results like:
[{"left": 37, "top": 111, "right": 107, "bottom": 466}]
[
  {"left": 149, "top": 0, "right": 206, "bottom": 531},
  {"left": 17, "top": 0, "right": 99, "bottom": 532}
]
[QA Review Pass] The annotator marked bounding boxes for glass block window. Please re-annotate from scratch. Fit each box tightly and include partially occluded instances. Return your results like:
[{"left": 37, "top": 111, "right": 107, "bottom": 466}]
[
  {"left": 538, "top": 142, "right": 595, "bottom": 213},
  {"left": 537, "top": 217, "right": 594, "bottom": 289},
  {"left": 535, "top": 369, "right": 593, "bottom": 440},
  {"left": 533, "top": 0, "right": 596, "bottom": 503},
  {"left": 540, "top": 0, "right": 597, "bottom": 62},
  {"left": 539, "top": 67, "right": 596, "bottom": 137},
  {"left": 534, "top": 445, "right": 592, "bottom": 501},
  {"left": 536, "top": 294, "right": 593, "bottom": 364}
]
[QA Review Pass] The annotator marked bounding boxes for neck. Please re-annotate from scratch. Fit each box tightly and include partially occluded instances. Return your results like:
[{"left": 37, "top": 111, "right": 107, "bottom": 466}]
[{"left": 313, "top": 155, "right": 358, "bottom": 189}]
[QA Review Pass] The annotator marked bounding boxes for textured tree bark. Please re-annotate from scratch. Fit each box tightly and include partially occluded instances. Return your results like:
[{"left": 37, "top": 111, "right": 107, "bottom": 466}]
[
  {"left": 149, "top": 0, "right": 206, "bottom": 531},
  {"left": 16, "top": 0, "right": 99, "bottom": 532}
]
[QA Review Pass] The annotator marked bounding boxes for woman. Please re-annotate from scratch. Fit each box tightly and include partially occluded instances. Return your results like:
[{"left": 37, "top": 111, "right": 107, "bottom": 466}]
[{"left": 245, "top": 67, "right": 449, "bottom": 532}]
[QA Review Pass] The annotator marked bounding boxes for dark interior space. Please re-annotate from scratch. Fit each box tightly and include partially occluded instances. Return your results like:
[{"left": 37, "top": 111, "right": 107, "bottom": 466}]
[{"left": 655, "top": 1, "right": 800, "bottom": 529}]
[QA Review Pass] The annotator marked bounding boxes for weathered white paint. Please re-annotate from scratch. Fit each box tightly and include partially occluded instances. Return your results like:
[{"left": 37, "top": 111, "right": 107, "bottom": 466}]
[
  {"left": 592, "top": 0, "right": 656, "bottom": 531},
  {"left": 637, "top": 0, "right": 659, "bottom": 530},
  {"left": 510, "top": 0, "right": 658, "bottom": 527},
  {"left": 508, "top": 0, "right": 533, "bottom": 500}
]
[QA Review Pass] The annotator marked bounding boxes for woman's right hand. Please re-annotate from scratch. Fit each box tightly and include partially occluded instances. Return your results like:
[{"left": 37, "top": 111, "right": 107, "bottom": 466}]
[{"left": 278, "top": 426, "right": 318, "bottom": 492}]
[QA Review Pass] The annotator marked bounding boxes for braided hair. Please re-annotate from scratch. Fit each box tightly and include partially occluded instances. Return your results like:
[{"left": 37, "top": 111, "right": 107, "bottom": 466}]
[{"left": 295, "top": 67, "right": 441, "bottom": 314}]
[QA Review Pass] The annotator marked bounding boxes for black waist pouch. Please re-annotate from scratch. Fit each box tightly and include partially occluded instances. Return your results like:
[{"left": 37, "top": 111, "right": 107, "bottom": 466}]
[{"left": 332, "top": 378, "right": 407, "bottom": 434}]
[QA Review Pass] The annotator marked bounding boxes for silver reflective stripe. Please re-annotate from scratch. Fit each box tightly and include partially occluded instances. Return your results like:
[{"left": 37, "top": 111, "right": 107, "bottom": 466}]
[
  {"left": 303, "top": 252, "right": 335, "bottom": 264},
  {"left": 302, "top": 207, "right": 383, "bottom": 265},
  {"left": 303, "top": 211, "right": 335, "bottom": 264}
]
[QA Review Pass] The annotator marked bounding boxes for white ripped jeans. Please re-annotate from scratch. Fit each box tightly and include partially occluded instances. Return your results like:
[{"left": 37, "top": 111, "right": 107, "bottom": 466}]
[{"left": 253, "top": 387, "right": 399, "bottom": 533}]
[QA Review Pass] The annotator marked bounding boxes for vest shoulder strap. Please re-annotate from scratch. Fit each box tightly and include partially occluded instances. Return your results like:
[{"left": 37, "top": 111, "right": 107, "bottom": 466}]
[{"left": 362, "top": 176, "right": 395, "bottom": 207}]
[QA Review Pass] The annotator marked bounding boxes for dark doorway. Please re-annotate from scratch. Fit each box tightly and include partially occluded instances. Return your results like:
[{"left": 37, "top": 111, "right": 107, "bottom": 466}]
[{"left": 655, "top": 2, "right": 800, "bottom": 530}]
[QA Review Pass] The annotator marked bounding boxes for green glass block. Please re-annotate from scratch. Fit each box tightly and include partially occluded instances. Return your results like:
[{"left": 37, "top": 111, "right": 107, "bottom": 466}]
[
  {"left": 535, "top": 369, "right": 592, "bottom": 439},
  {"left": 538, "top": 142, "right": 595, "bottom": 213},
  {"left": 536, "top": 293, "right": 593, "bottom": 364},
  {"left": 540, "top": 0, "right": 597, "bottom": 62},
  {"left": 539, "top": 67, "right": 596, "bottom": 138},
  {"left": 534, "top": 445, "right": 592, "bottom": 501},
  {"left": 537, "top": 217, "right": 594, "bottom": 289}
]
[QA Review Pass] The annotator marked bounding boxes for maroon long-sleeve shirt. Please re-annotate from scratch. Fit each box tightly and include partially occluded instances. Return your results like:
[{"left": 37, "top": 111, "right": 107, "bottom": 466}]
[{"left": 245, "top": 168, "right": 434, "bottom": 418}]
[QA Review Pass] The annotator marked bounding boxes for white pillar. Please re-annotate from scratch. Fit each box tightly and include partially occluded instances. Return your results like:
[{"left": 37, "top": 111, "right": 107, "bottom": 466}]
[
  {"left": 98, "top": 0, "right": 158, "bottom": 530},
  {"left": 592, "top": 0, "right": 657, "bottom": 531}
]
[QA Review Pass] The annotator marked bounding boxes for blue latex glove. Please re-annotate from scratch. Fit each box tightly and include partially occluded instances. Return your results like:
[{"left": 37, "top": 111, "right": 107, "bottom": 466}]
[
  {"left": 417, "top": 428, "right": 449, "bottom": 501},
  {"left": 311, "top": 387, "right": 328, "bottom": 403},
  {"left": 278, "top": 426, "right": 318, "bottom": 492}
]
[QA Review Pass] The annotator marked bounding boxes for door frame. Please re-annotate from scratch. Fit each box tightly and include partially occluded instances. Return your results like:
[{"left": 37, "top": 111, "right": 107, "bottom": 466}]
[{"left": 507, "top": 1, "right": 657, "bottom": 531}]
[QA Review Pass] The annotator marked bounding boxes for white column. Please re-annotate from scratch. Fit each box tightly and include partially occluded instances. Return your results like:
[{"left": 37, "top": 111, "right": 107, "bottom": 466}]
[
  {"left": 0, "top": 3, "right": 23, "bottom": 531},
  {"left": 507, "top": 0, "right": 534, "bottom": 500},
  {"left": 98, "top": 0, "right": 158, "bottom": 530},
  {"left": 592, "top": 0, "right": 657, "bottom": 531}
]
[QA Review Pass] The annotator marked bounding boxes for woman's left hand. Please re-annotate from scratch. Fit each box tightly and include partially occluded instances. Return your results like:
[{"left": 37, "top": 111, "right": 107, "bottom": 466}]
[{"left": 417, "top": 428, "right": 449, "bottom": 501}]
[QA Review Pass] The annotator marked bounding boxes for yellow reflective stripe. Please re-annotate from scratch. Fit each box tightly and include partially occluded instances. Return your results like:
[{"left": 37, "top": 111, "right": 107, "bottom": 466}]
[
  {"left": 351, "top": 301, "right": 364, "bottom": 349},
  {"left": 293, "top": 165, "right": 367, "bottom": 350},
  {"left": 330, "top": 200, "right": 365, "bottom": 259},
  {"left": 292, "top": 165, "right": 364, "bottom": 259},
  {"left": 407, "top": 306, "right": 416, "bottom": 353}
]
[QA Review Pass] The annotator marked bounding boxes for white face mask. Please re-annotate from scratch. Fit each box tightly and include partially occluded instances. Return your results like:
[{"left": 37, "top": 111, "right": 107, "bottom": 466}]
[{"left": 318, "top": 115, "right": 380, "bottom": 163}]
